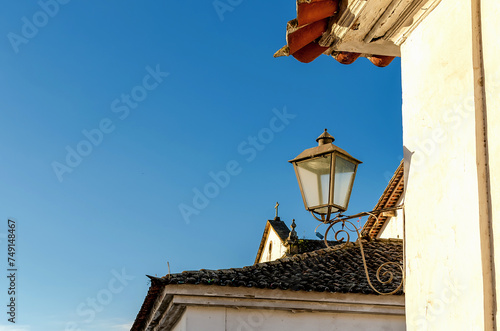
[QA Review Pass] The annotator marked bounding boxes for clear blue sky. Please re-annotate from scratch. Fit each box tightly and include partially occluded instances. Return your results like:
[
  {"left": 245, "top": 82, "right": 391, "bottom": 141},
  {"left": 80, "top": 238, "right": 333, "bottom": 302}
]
[{"left": 0, "top": 1, "right": 402, "bottom": 330}]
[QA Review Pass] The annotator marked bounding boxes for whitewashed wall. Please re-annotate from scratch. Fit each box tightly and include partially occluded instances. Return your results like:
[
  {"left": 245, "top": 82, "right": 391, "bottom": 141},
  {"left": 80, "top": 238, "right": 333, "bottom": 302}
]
[
  {"left": 378, "top": 197, "right": 404, "bottom": 239},
  {"left": 400, "top": 0, "right": 500, "bottom": 329},
  {"left": 172, "top": 305, "right": 405, "bottom": 331},
  {"left": 257, "top": 228, "right": 287, "bottom": 263}
]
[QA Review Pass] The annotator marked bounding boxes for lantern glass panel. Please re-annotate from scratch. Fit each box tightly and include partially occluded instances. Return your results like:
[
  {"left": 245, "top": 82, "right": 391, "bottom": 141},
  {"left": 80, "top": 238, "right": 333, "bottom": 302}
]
[
  {"left": 296, "top": 155, "right": 331, "bottom": 210},
  {"left": 333, "top": 156, "right": 357, "bottom": 209}
]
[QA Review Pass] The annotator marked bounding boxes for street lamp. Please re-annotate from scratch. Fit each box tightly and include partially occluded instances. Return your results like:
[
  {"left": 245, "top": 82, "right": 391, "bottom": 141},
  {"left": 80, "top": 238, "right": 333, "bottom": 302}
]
[
  {"left": 289, "top": 129, "right": 361, "bottom": 222},
  {"left": 289, "top": 129, "right": 404, "bottom": 295}
]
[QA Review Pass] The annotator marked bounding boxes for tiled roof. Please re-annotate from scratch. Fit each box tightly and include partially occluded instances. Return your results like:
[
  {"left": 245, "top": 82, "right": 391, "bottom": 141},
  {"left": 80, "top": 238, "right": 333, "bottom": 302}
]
[
  {"left": 274, "top": 0, "right": 395, "bottom": 66},
  {"left": 163, "top": 239, "right": 403, "bottom": 293},
  {"left": 132, "top": 239, "right": 403, "bottom": 330},
  {"left": 361, "top": 160, "right": 404, "bottom": 238},
  {"left": 298, "top": 238, "right": 342, "bottom": 252},
  {"left": 132, "top": 282, "right": 163, "bottom": 331}
]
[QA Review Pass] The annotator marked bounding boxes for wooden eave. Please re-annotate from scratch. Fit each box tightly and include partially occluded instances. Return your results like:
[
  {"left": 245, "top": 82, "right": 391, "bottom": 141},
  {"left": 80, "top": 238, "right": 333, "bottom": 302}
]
[
  {"left": 276, "top": 0, "right": 443, "bottom": 64},
  {"left": 361, "top": 160, "right": 404, "bottom": 238},
  {"left": 141, "top": 285, "right": 404, "bottom": 331}
]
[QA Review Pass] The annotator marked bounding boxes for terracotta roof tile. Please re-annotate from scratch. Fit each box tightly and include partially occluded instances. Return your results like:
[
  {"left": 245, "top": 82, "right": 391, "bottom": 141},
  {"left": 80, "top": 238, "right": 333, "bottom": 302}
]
[
  {"left": 292, "top": 42, "right": 330, "bottom": 64},
  {"left": 275, "top": 0, "right": 396, "bottom": 66},
  {"left": 287, "top": 18, "right": 329, "bottom": 55},
  {"left": 369, "top": 55, "right": 396, "bottom": 67},
  {"left": 334, "top": 52, "right": 361, "bottom": 65},
  {"left": 297, "top": 0, "right": 338, "bottom": 26}
]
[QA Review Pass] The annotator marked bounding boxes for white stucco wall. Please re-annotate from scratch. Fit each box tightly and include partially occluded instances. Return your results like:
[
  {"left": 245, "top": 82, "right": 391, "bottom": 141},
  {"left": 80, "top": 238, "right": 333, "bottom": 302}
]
[
  {"left": 171, "top": 312, "right": 186, "bottom": 331},
  {"left": 173, "top": 305, "right": 405, "bottom": 331},
  {"left": 378, "top": 198, "right": 404, "bottom": 239},
  {"left": 171, "top": 307, "right": 224, "bottom": 331},
  {"left": 401, "top": 0, "right": 487, "bottom": 329},
  {"left": 258, "top": 227, "right": 287, "bottom": 263}
]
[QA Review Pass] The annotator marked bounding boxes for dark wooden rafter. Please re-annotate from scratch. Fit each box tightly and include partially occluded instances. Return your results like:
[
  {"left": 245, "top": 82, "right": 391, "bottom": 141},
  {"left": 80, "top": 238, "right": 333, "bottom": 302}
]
[
  {"left": 369, "top": 172, "right": 404, "bottom": 237},
  {"left": 362, "top": 161, "right": 404, "bottom": 238}
]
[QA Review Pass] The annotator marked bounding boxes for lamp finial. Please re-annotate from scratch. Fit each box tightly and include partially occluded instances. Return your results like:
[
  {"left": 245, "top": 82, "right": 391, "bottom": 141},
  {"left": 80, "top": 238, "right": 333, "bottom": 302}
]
[{"left": 316, "top": 129, "right": 335, "bottom": 146}]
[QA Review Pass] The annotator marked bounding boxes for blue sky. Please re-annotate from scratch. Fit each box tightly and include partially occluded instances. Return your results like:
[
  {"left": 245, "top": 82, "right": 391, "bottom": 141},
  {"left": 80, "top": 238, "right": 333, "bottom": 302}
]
[{"left": 0, "top": 1, "right": 402, "bottom": 330}]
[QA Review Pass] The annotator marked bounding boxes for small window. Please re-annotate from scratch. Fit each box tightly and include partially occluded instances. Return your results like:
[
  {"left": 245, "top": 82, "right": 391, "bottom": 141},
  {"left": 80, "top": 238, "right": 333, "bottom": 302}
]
[{"left": 268, "top": 242, "right": 273, "bottom": 261}]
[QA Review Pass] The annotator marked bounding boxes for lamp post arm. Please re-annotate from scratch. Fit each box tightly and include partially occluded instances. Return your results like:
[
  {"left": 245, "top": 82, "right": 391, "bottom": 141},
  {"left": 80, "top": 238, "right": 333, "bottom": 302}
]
[
  {"left": 321, "top": 207, "right": 405, "bottom": 295},
  {"left": 334, "top": 205, "right": 404, "bottom": 222}
]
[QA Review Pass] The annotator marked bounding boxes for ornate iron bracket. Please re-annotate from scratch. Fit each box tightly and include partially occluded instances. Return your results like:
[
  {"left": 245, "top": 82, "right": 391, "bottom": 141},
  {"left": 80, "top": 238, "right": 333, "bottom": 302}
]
[{"left": 313, "top": 206, "right": 405, "bottom": 295}]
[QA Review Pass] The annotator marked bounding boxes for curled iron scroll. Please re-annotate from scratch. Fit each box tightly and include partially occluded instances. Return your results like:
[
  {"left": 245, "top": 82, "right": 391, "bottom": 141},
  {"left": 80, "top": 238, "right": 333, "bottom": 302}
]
[{"left": 320, "top": 212, "right": 404, "bottom": 295}]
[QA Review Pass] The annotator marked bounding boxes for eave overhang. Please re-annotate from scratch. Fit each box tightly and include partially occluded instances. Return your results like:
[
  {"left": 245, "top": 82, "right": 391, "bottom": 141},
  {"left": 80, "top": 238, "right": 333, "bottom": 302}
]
[
  {"left": 275, "top": 0, "right": 442, "bottom": 65},
  {"left": 135, "top": 284, "right": 405, "bottom": 331}
]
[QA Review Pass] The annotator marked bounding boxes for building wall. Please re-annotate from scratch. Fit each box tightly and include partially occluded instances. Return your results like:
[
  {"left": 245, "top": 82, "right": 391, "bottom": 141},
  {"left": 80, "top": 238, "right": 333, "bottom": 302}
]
[
  {"left": 401, "top": 0, "right": 489, "bottom": 329},
  {"left": 378, "top": 197, "right": 404, "bottom": 239},
  {"left": 171, "top": 313, "right": 186, "bottom": 331},
  {"left": 171, "top": 307, "right": 224, "bottom": 331},
  {"left": 258, "top": 228, "right": 287, "bottom": 263},
  {"left": 173, "top": 305, "right": 405, "bottom": 331}
]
